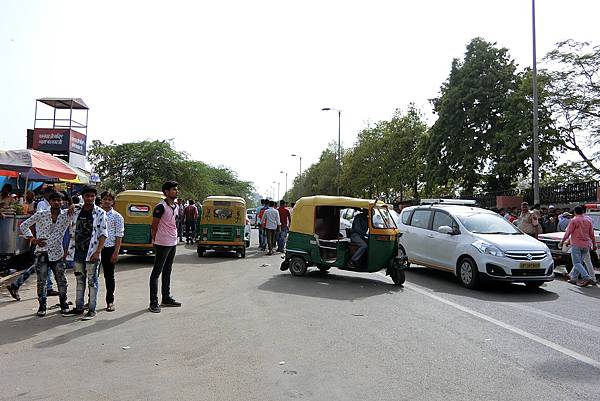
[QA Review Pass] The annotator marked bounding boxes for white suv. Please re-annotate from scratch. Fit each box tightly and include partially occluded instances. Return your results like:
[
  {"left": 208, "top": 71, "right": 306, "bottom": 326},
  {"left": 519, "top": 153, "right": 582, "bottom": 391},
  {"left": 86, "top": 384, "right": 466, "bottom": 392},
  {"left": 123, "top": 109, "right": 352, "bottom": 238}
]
[{"left": 397, "top": 201, "right": 554, "bottom": 288}]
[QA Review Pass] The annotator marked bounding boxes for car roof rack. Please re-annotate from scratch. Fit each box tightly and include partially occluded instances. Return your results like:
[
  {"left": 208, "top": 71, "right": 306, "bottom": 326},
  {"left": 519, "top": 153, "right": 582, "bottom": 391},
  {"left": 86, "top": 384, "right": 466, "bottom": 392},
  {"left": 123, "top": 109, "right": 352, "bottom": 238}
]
[{"left": 420, "top": 198, "right": 478, "bottom": 206}]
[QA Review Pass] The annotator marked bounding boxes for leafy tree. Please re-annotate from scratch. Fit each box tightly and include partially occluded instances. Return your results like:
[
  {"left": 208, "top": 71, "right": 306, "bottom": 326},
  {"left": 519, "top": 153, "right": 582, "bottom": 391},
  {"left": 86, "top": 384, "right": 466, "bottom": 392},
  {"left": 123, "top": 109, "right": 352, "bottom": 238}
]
[
  {"left": 544, "top": 40, "right": 600, "bottom": 174},
  {"left": 426, "top": 38, "right": 524, "bottom": 194}
]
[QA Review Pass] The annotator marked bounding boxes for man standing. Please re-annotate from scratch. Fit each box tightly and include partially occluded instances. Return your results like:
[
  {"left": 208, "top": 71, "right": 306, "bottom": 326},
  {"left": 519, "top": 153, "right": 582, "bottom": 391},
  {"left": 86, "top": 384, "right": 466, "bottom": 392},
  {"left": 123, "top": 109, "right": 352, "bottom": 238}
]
[
  {"left": 516, "top": 202, "right": 542, "bottom": 238},
  {"left": 19, "top": 192, "right": 71, "bottom": 316},
  {"left": 149, "top": 181, "right": 182, "bottom": 313},
  {"left": 276, "top": 200, "right": 291, "bottom": 252},
  {"left": 63, "top": 186, "right": 107, "bottom": 320},
  {"left": 559, "top": 205, "right": 597, "bottom": 287},
  {"left": 262, "top": 200, "right": 281, "bottom": 255},
  {"left": 100, "top": 191, "right": 124, "bottom": 312},
  {"left": 184, "top": 200, "right": 199, "bottom": 244}
]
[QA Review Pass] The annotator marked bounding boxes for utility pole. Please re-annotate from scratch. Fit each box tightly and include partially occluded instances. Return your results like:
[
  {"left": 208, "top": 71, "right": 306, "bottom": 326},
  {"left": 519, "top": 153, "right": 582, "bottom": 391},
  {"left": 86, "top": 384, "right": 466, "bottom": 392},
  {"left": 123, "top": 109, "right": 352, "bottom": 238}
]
[{"left": 532, "top": 0, "right": 540, "bottom": 205}]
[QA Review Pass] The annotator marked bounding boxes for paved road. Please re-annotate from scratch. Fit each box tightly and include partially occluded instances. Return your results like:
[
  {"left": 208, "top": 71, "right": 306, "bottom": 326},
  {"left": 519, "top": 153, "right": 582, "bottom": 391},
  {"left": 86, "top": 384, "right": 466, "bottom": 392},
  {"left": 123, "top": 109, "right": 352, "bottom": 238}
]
[{"left": 1, "top": 230, "right": 599, "bottom": 401}]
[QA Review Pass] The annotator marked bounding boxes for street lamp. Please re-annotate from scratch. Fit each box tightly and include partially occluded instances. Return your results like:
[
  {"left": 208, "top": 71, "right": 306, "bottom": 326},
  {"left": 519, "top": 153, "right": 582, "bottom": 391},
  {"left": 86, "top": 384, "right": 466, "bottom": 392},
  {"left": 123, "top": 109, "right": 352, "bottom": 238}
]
[
  {"left": 531, "top": 0, "right": 540, "bottom": 205},
  {"left": 291, "top": 154, "right": 302, "bottom": 176},
  {"left": 280, "top": 170, "right": 288, "bottom": 197},
  {"left": 322, "top": 107, "right": 341, "bottom": 196}
]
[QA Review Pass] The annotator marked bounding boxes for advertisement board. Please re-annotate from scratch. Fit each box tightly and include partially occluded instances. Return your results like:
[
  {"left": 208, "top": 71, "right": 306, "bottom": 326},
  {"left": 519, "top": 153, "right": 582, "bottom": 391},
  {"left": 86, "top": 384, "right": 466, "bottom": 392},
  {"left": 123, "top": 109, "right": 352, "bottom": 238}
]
[{"left": 32, "top": 128, "right": 87, "bottom": 156}]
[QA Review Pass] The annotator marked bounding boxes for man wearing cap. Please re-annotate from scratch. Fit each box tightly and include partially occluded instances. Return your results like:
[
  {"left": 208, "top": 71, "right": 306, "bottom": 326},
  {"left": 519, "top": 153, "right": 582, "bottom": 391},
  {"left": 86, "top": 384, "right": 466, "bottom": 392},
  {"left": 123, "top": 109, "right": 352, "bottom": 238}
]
[{"left": 541, "top": 205, "right": 558, "bottom": 233}]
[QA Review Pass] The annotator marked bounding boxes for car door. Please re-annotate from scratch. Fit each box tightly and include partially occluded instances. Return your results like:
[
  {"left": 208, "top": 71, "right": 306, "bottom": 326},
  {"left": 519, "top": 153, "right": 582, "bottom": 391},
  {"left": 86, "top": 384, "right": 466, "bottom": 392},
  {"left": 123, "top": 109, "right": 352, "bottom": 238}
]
[
  {"left": 428, "top": 210, "right": 462, "bottom": 271},
  {"left": 403, "top": 209, "right": 434, "bottom": 265}
]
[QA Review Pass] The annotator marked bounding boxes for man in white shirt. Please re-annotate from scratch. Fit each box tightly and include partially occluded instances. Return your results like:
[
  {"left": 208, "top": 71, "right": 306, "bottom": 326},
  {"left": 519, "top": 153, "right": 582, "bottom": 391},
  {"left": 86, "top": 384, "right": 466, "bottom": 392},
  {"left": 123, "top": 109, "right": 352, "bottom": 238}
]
[
  {"left": 100, "top": 191, "right": 124, "bottom": 312},
  {"left": 261, "top": 200, "right": 281, "bottom": 255},
  {"left": 20, "top": 192, "right": 72, "bottom": 317}
]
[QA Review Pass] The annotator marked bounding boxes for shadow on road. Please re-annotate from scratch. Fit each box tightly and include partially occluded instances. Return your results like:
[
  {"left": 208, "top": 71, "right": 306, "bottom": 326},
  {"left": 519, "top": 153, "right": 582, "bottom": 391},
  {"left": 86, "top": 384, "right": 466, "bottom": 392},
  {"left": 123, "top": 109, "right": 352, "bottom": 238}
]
[
  {"left": 258, "top": 269, "right": 402, "bottom": 301},
  {"left": 33, "top": 309, "right": 147, "bottom": 349},
  {"left": 0, "top": 311, "right": 75, "bottom": 347},
  {"left": 406, "top": 267, "right": 559, "bottom": 303}
]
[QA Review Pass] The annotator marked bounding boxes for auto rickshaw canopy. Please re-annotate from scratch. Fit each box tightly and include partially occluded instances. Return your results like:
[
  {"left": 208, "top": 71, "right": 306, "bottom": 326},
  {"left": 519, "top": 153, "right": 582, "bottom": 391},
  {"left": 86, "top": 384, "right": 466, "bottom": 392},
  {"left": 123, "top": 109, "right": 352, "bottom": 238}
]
[{"left": 290, "top": 195, "right": 386, "bottom": 235}]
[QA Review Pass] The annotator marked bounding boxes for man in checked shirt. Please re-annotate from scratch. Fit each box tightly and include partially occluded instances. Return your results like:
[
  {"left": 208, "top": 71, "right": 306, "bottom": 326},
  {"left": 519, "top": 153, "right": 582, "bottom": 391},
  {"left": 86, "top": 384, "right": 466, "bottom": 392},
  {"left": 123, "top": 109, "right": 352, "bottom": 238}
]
[{"left": 20, "top": 191, "right": 72, "bottom": 317}]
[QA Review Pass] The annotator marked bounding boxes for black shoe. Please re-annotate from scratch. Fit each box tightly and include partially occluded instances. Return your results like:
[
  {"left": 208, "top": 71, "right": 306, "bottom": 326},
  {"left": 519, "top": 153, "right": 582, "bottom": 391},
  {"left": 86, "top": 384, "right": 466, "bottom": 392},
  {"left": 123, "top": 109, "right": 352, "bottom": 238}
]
[
  {"left": 62, "top": 308, "right": 84, "bottom": 317},
  {"left": 37, "top": 304, "right": 47, "bottom": 317},
  {"left": 7, "top": 284, "right": 20, "bottom": 301},
  {"left": 46, "top": 289, "right": 60, "bottom": 296},
  {"left": 81, "top": 311, "right": 97, "bottom": 321},
  {"left": 149, "top": 304, "right": 161, "bottom": 313},
  {"left": 161, "top": 298, "right": 182, "bottom": 307}
]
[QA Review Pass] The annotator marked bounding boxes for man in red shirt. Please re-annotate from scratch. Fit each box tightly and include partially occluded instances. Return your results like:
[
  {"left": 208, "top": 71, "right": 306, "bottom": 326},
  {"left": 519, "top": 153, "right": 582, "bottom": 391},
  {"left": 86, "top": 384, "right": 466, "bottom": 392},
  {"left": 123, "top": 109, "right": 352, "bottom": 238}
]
[
  {"left": 184, "top": 200, "right": 199, "bottom": 244},
  {"left": 559, "top": 205, "right": 597, "bottom": 287},
  {"left": 276, "top": 200, "right": 291, "bottom": 252}
]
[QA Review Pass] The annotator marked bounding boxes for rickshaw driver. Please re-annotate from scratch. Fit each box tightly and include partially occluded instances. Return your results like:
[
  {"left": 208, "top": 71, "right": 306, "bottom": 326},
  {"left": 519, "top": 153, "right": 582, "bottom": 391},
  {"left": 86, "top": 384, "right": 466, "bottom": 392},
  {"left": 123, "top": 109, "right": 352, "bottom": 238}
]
[{"left": 349, "top": 208, "right": 369, "bottom": 268}]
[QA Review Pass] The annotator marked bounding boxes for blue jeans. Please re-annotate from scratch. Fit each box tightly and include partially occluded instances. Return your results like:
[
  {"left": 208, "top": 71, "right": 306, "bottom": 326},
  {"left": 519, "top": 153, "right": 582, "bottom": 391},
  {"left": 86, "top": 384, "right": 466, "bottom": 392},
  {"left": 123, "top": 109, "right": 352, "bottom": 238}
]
[
  {"left": 259, "top": 227, "right": 267, "bottom": 250},
  {"left": 570, "top": 246, "right": 592, "bottom": 280},
  {"left": 11, "top": 264, "right": 36, "bottom": 289},
  {"left": 34, "top": 253, "right": 67, "bottom": 307},
  {"left": 74, "top": 260, "right": 100, "bottom": 312},
  {"left": 276, "top": 226, "right": 289, "bottom": 251}
]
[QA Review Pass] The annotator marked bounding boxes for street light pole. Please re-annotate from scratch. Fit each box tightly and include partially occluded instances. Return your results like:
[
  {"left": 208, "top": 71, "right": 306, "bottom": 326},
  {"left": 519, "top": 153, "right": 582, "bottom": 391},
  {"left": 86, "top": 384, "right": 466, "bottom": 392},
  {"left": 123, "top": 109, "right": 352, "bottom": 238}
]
[
  {"left": 532, "top": 0, "right": 540, "bottom": 205},
  {"left": 322, "top": 107, "right": 341, "bottom": 196},
  {"left": 291, "top": 154, "right": 302, "bottom": 176},
  {"left": 280, "top": 170, "right": 288, "bottom": 196}
]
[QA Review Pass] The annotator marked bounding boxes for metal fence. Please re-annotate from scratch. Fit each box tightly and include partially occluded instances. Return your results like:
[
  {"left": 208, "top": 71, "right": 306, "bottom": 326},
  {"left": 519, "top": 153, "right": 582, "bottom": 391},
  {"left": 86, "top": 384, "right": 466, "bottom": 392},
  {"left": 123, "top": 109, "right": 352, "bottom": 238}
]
[{"left": 469, "top": 181, "right": 599, "bottom": 209}]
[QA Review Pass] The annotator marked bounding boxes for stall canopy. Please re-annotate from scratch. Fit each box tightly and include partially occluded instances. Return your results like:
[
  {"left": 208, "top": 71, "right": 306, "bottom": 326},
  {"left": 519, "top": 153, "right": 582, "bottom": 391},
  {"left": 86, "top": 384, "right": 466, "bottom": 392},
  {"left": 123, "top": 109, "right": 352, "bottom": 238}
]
[{"left": 0, "top": 149, "right": 77, "bottom": 180}]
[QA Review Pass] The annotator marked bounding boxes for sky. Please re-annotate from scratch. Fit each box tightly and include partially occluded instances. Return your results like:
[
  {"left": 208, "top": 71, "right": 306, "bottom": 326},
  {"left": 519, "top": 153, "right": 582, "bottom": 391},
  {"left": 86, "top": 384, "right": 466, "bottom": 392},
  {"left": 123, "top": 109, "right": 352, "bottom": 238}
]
[{"left": 1, "top": 0, "right": 598, "bottom": 198}]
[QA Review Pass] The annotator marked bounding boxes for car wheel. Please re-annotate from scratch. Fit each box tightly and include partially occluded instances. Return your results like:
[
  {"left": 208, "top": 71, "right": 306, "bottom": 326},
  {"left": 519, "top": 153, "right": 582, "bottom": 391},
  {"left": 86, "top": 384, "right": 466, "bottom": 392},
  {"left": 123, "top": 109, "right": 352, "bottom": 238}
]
[
  {"left": 390, "top": 269, "right": 405, "bottom": 285},
  {"left": 457, "top": 257, "right": 479, "bottom": 289},
  {"left": 289, "top": 257, "right": 307, "bottom": 276},
  {"left": 525, "top": 281, "right": 544, "bottom": 289}
]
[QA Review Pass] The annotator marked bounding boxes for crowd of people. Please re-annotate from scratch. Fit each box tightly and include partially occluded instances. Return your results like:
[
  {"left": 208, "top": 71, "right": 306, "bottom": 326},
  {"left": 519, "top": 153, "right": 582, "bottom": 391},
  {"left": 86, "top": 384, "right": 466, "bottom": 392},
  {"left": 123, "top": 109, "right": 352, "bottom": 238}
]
[
  {"left": 4, "top": 181, "right": 183, "bottom": 318},
  {"left": 255, "top": 199, "right": 293, "bottom": 255},
  {"left": 493, "top": 202, "right": 579, "bottom": 236}
]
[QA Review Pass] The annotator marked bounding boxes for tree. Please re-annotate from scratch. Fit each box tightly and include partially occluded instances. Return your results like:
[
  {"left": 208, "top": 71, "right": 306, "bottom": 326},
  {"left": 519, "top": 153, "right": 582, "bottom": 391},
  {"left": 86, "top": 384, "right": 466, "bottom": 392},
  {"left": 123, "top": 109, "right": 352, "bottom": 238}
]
[
  {"left": 544, "top": 40, "right": 600, "bottom": 175},
  {"left": 426, "top": 37, "right": 553, "bottom": 195}
]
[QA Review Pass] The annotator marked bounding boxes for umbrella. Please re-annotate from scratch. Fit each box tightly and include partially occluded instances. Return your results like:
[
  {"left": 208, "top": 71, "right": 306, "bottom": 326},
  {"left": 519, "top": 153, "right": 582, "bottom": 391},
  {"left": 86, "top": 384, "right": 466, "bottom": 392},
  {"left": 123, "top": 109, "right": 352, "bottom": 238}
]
[
  {"left": 55, "top": 158, "right": 91, "bottom": 184},
  {"left": 0, "top": 149, "right": 77, "bottom": 180}
]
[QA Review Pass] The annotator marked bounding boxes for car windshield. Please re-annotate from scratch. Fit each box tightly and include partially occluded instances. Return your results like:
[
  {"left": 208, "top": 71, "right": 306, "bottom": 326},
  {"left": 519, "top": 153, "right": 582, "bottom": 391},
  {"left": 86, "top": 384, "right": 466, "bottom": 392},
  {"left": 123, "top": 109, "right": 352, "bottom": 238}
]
[
  {"left": 455, "top": 212, "right": 520, "bottom": 234},
  {"left": 372, "top": 207, "right": 397, "bottom": 229}
]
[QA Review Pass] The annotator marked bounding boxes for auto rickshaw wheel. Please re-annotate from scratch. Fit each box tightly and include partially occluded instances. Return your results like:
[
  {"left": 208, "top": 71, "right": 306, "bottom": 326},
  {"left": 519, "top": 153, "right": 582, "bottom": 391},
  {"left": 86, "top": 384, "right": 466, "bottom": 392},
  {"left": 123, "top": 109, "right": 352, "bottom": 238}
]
[
  {"left": 289, "top": 257, "right": 307, "bottom": 276},
  {"left": 240, "top": 248, "right": 246, "bottom": 258},
  {"left": 197, "top": 247, "right": 204, "bottom": 257},
  {"left": 390, "top": 269, "right": 405, "bottom": 285},
  {"left": 318, "top": 266, "right": 331, "bottom": 272}
]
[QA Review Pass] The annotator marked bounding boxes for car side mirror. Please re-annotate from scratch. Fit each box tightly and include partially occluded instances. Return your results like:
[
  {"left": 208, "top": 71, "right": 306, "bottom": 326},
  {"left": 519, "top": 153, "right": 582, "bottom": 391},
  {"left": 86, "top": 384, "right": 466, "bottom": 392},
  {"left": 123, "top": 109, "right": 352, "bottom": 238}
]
[{"left": 438, "top": 225, "right": 454, "bottom": 235}]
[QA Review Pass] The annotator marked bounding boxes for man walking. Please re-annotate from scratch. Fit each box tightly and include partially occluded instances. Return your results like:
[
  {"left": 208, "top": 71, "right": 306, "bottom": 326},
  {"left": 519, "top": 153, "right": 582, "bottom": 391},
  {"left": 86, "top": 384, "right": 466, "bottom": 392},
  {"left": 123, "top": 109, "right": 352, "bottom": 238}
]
[
  {"left": 262, "top": 200, "right": 280, "bottom": 255},
  {"left": 276, "top": 200, "right": 291, "bottom": 252},
  {"left": 184, "top": 200, "right": 198, "bottom": 244},
  {"left": 559, "top": 205, "right": 597, "bottom": 287},
  {"left": 63, "top": 185, "right": 107, "bottom": 320},
  {"left": 149, "top": 181, "right": 182, "bottom": 313},
  {"left": 100, "top": 191, "right": 124, "bottom": 312},
  {"left": 257, "top": 199, "right": 268, "bottom": 251},
  {"left": 19, "top": 192, "right": 71, "bottom": 316}
]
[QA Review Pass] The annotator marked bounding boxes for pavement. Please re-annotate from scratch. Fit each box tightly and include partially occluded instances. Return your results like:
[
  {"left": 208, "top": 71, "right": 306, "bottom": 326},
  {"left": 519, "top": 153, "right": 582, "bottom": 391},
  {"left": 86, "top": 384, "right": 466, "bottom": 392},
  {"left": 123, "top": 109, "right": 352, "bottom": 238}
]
[{"left": 1, "top": 229, "right": 599, "bottom": 401}]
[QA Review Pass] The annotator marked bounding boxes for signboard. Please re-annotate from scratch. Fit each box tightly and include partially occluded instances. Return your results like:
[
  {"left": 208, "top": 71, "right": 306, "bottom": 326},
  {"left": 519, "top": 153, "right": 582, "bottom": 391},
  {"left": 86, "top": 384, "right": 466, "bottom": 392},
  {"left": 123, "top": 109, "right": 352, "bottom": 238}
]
[{"left": 32, "top": 128, "right": 87, "bottom": 155}]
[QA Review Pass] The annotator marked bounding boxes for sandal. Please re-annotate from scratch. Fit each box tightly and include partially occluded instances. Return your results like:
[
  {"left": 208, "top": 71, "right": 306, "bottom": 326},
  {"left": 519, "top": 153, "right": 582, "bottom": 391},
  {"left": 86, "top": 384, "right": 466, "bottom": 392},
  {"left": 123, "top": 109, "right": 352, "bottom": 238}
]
[{"left": 106, "top": 304, "right": 115, "bottom": 312}]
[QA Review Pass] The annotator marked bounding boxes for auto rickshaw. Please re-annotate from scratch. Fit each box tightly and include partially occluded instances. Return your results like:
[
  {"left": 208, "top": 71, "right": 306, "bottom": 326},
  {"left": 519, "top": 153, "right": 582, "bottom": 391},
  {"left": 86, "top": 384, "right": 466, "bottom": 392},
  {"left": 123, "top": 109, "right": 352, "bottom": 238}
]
[
  {"left": 197, "top": 196, "right": 247, "bottom": 258},
  {"left": 114, "top": 190, "right": 164, "bottom": 255},
  {"left": 280, "top": 196, "right": 407, "bottom": 285}
]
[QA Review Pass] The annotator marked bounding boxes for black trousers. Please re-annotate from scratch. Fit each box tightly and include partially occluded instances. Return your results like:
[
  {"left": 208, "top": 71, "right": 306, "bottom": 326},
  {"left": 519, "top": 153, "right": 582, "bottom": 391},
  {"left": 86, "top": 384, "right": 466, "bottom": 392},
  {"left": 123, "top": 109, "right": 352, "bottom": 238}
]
[
  {"left": 101, "top": 247, "right": 116, "bottom": 304},
  {"left": 149, "top": 245, "right": 176, "bottom": 305}
]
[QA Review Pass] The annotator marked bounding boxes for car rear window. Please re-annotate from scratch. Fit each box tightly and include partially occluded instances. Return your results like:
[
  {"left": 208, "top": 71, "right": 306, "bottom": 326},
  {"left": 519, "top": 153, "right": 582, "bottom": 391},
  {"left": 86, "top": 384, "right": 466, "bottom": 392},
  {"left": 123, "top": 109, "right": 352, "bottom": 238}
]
[{"left": 410, "top": 210, "right": 431, "bottom": 229}]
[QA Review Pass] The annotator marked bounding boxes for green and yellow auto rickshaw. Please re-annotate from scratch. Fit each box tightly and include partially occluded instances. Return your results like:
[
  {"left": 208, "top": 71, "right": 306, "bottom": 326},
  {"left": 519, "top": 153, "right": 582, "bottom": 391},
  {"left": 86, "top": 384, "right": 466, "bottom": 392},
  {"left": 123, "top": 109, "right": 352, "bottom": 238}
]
[
  {"left": 197, "top": 196, "right": 247, "bottom": 258},
  {"left": 280, "top": 196, "right": 407, "bottom": 285},
  {"left": 114, "top": 190, "right": 164, "bottom": 255}
]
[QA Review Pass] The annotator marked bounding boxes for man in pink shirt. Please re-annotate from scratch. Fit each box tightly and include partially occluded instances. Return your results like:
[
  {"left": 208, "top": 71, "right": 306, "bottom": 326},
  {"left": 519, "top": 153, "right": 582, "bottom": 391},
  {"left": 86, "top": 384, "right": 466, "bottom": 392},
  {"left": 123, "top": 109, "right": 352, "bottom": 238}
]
[
  {"left": 559, "top": 205, "right": 597, "bottom": 287},
  {"left": 149, "top": 181, "right": 182, "bottom": 312}
]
